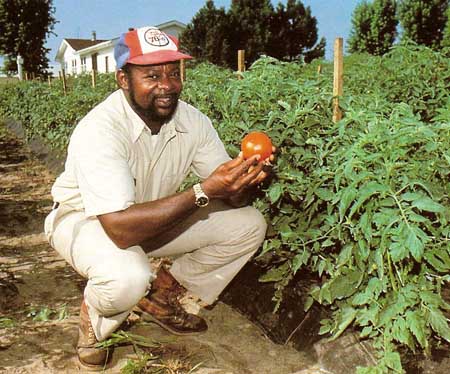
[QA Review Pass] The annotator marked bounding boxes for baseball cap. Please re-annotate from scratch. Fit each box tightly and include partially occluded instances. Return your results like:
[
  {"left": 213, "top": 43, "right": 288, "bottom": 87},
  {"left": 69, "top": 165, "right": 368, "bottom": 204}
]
[{"left": 114, "top": 26, "right": 192, "bottom": 69}]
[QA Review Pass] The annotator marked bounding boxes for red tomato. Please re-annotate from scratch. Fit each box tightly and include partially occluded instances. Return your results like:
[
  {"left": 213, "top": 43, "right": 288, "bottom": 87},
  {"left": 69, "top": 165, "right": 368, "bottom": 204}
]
[{"left": 241, "top": 131, "right": 273, "bottom": 161}]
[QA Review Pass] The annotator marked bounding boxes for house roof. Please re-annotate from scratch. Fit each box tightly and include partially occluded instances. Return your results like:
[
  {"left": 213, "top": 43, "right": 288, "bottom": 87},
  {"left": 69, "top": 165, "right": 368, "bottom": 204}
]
[
  {"left": 55, "top": 20, "right": 187, "bottom": 62},
  {"left": 156, "top": 20, "right": 187, "bottom": 30},
  {"left": 64, "top": 38, "right": 108, "bottom": 51}
]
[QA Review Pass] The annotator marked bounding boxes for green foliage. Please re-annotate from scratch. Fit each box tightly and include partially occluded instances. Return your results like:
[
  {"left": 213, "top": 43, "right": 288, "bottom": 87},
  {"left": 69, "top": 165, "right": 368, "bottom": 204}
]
[
  {"left": 0, "top": 73, "right": 117, "bottom": 149},
  {"left": 226, "top": 0, "right": 275, "bottom": 68},
  {"left": 0, "top": 44, "right": 450, "bottom": 372},
  {"left": 183, "top": 47, "right": 450, "bottom": 372},
  {"left": 348, "top": 0, "right": 398, "bottom": 55},
  {"left": 0, "top": 0, "right": 56, "bottom": 76},
  {"left": 0, "top": 317, "right": 16, "bottom": 328},
  {"left": 268, "top": 0, "right": 326, "bottom": 62},
  {"left": 179, "top": 0, "right": 230, "bottom": 66},
  {"left": 180, "top": 0, "right": 324, "bottom": 69},
  {"left": 442, "top": 6, "right": 450, "bottom": 48},
  {"left": 398, "top": 0, "right": 449, "bottom": 50},
  {"left": 27, "top": 303, "right": 69, "bottom": 321}
]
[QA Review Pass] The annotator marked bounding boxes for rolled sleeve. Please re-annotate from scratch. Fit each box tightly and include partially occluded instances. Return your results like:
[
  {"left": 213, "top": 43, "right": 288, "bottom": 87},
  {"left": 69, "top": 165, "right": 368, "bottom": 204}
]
[{"left": 71, "top": 122, "right": 135, "bottom": 218}]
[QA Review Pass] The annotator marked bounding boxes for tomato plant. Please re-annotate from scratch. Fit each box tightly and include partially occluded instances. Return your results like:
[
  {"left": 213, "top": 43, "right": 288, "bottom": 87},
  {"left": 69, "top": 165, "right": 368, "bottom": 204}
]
[{"left": 241, "top": 131, "right": 273, "bottom": 161}]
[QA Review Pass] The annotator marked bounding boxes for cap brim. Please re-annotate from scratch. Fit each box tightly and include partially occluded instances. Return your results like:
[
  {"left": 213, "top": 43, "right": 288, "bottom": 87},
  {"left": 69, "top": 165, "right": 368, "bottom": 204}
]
[{"left": 126, "top": 50, "right": 193, "bottom": 66}]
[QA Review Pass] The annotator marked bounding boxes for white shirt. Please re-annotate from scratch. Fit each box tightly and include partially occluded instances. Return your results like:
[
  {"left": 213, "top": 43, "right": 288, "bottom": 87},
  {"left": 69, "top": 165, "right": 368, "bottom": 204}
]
[{"left": 51, "top": 89, "right": 230, "bottom": 218}]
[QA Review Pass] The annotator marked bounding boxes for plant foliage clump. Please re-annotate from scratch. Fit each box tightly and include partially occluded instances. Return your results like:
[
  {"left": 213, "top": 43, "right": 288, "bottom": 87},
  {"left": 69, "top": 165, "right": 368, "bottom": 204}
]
[
  {"left": 180, "top": 0, "right": 325, "bottom": 68},
  {"left": 348, "top": 0, "right": 398, "bottom": 55}
]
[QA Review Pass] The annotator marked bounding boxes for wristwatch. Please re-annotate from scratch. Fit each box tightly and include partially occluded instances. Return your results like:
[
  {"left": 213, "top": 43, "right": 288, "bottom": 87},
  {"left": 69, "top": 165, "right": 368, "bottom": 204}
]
[{"left": 193, "top": 183, "right": 209, "bottom": 207}]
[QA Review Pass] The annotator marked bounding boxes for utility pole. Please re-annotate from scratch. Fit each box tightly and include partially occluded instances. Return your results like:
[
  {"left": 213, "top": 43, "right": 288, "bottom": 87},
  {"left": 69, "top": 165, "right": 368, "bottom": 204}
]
[{"left": 17, "top": 55, "right": 24, "bottom": 81}]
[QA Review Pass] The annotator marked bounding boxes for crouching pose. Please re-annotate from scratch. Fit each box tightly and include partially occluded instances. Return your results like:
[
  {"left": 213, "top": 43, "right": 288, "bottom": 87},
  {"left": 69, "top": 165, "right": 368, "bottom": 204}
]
[{"left": 44, "top": 26, "right": 273, "bottom": 370}]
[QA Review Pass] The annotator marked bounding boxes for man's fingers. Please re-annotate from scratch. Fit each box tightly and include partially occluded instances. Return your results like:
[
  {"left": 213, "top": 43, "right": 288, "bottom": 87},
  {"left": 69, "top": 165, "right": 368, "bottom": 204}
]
[
  {"left": 236, "top": 161, "right": 264, "bottom": 186},
  {"left": 220, "top": 152, "right": 245, "bottom": 171},
  {"left": 247, "top": 169, "right": 269, "bottom": 187},
  {"left": 229, "top": 154, "right": 260, "bottom": 178}
]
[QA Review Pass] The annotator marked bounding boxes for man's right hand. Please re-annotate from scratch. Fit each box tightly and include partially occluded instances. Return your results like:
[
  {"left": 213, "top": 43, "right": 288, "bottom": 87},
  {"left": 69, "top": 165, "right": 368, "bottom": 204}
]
[{"left": 200, "top": 153, "right": 264, "bottom": 201}]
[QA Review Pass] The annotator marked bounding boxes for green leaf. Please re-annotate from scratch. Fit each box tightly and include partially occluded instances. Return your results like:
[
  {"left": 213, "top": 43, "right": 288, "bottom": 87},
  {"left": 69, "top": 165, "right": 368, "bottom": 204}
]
[
  {"left": 329, "top": 269, "right": 362, "bottom": 300},
  {"left": 332, "top": 307, "right": 358, "bottom": 340},
  {"left": 359, "top": 212, "right": 372, "bottom": 241},
  {"left": 389, "top": 241, "right": 409, "bottom": 262},
  {"left": 268, "top": 183, "right": 283, "bottom": 204},
  {"left": 339, "top": 187, "right": 358, "bottom": 221},
  {"left": 428, "top": 308, "right": 450, "bottom": 343},
  {"left": 315, "top": 188, "right": 334, "bottom": 201},
  {"left": 392, "top": 317, "right": 413, "bottom": 347},
  {"left": 406, "top": 226, "right": 424, "bottom": 261},
  {"left": 348, "top": 181, "right": 389, "bottom": 219},
  {"left": 424, "top": 249, "right": 450, "bottom": 273},
  {"left": 406, "top": 310, "right": 428, "bottom": 349},
  {"left": 304, "top": 296, "right": 314, "bottom": 312},
  {"left": 383, "top": 351, "right": 402, "bottom": 372},
  {"left": 337, "top": 244, "right": 353, "bottom": 267},
  {"left": 292, "top": 251, "right": 310, "bottom": 273},
  {"left": 277, "top": 100, "right": 291, "bottom": 111},
  {"left": 401, "top": 192, "right": 423, "bottom": 202},
  {"left": 412, "top": 197, "right": 444, "bottom": 213},
  {"left": 259, "top": 262, "right": 290, "bottom": 283}
]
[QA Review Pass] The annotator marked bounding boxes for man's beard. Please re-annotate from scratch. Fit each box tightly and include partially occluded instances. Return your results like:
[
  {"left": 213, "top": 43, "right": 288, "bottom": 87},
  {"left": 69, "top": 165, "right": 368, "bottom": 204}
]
[{"left": 129, "top": 86, "right": 179, "bottom": 124}]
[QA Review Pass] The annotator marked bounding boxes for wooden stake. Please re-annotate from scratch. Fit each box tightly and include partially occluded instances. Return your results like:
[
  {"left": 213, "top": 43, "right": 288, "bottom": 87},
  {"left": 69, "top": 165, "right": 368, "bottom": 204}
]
[
  {"left": 180, "top": 59, "right": 186, "bottom": 82},
  {"left": 332, "top": 37, "right": 344, "bottom": 123},
  {"left": 48, "top": 76, "right": 52, "bottom": 87},
  {"left": 61, "top": 69, "right": 67, "bottom": 95},
  {"left": 237, "top": 49, "right": 245, "bottom": 79},
  {"left": 317, "top": 64, "right": 322, "bottom": 74},
  {"left": 25, "top": 72, "right": 29, "bottom": 81},
  {"left": 91, "top": 68, "right": 97, "bottom": 88}
]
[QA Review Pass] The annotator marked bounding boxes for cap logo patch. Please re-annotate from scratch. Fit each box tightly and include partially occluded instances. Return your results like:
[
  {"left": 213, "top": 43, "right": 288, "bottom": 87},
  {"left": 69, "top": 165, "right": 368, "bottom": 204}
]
[{"left": 144, "top": 28, "right": 169, "bottom": 47}]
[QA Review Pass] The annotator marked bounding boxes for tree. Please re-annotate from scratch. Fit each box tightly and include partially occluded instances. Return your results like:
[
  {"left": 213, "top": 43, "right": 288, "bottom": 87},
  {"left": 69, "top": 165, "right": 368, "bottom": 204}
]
[
  {"left": 227, "top": 0, "right": 274, "bottom": 68},
  {"left": 398, "top": 0, "right": 449, "bottom": 49},
  {"left": 182, "top": 0, "right": 324, "bottom": 69},
  {"left": 348, "top": 0, "right": 397, "bottom": 55},
  {"left": 0, "top": 0, "right": 56, "bottom": 76},
  {"left": 179, "top": 0, "right": 230, "bottom": 66},
  {"left": 440, "top": 5, "right": 450, "bottom": 48},
  {"left": 269, "top": 0, "right": 325, "bottom": 62}
]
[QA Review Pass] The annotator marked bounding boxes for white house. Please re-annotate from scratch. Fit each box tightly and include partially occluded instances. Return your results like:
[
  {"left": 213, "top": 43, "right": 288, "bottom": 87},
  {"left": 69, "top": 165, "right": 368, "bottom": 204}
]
[{"left": 55, "top": 20, "right": 187, "bottom": 76}]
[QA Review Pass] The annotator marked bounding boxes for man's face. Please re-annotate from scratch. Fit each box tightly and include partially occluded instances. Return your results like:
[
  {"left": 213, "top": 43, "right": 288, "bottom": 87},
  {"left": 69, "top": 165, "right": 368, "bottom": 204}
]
[{"left": 122, "top": 62, "right": 182, "bottom": 124}]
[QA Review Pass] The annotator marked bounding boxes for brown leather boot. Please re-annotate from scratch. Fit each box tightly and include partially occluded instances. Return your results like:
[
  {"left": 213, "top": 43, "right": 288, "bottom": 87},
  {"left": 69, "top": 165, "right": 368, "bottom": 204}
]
[
  {"left": 136, "top": 266, "right": 208, "bottom": 335},
  {"left": 76, "top": 300, "right": 112, "bottom": 370}
]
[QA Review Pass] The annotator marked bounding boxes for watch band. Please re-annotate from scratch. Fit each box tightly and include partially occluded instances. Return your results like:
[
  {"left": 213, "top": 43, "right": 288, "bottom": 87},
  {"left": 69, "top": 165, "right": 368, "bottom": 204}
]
[{"left": 193, "top": 183, "right": 209, "bottom": 207}]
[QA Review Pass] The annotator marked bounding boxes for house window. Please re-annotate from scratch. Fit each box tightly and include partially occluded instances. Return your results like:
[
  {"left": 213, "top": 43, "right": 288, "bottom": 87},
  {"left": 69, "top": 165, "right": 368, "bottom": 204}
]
[
  {"left": 81, "top": 57, "right": 87, "bottom": 72},
  {"left": 105, "top": 56, "right": 109, "bottom": 73},
  {"left": 71, "top": 59, "right": 77, "bottom": 75}
]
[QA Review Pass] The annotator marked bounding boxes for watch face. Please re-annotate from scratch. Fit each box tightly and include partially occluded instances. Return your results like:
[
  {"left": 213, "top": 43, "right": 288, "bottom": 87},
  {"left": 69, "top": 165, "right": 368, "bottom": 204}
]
[{"left": 197, "top": 196, "right": 209, "bottom": 207}]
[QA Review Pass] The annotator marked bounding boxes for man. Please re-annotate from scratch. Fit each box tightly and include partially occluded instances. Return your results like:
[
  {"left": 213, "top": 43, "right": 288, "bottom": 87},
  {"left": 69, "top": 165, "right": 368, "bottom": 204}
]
[{"left": 44, "top": 26, "right": 273, "bottom": 370}]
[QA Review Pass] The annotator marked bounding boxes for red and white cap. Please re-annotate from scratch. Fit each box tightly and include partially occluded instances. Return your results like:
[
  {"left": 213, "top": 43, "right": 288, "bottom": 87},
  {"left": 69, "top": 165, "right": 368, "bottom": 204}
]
[{"left": 114, "top": 26, "right": 192, "bottom": 69}]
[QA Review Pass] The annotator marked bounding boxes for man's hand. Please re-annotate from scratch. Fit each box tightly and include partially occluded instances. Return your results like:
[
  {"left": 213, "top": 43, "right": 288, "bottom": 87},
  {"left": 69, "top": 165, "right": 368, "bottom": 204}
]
[
  {"left": 247, "top": 145, "right": 277, "bottom": 186},
  {"left": 201, "top": 148, "right": 276, "bottom": 203}
]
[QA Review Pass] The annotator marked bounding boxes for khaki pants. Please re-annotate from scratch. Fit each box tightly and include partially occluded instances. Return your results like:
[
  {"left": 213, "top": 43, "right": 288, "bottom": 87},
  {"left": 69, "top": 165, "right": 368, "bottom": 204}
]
[{"left": 44, "top": 201, "right": 267, "bottom": 341}]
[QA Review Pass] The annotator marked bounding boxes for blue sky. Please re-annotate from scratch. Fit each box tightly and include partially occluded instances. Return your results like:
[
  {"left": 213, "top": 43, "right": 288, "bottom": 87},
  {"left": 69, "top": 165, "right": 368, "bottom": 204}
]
[
  {"left": 1, "top": 0, "right": 361, "bottom": 71},
  {"left": 46, "top": 0, "right": 359, "bottom": 62}
]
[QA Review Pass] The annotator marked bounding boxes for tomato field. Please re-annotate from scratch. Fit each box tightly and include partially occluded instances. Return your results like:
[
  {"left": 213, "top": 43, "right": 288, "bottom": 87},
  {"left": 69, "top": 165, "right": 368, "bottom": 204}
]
[{"left": 1, "top": 42, "right": 449, "bottom": 373}]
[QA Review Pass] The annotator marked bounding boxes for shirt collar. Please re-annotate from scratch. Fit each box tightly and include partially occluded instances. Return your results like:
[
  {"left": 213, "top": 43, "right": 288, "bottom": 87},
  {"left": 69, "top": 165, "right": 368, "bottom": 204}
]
[{"left": 119, "top": 90, "right": 188, "bottom": 143}]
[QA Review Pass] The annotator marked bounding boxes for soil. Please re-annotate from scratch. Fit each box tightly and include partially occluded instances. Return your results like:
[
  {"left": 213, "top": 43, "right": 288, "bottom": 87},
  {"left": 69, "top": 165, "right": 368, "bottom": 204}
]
[{"left": 0, "top": 122, "right": 319, "bottom": 374}]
